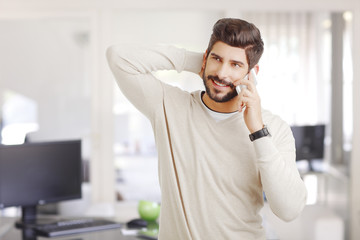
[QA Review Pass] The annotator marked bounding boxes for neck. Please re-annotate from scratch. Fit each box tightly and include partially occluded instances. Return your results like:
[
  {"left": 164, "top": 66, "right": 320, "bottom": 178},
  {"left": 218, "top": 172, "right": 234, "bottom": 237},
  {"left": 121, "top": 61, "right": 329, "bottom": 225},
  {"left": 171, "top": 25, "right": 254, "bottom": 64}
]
[{"left": 202, "top": 92, "right": 239, "bottom": 113}]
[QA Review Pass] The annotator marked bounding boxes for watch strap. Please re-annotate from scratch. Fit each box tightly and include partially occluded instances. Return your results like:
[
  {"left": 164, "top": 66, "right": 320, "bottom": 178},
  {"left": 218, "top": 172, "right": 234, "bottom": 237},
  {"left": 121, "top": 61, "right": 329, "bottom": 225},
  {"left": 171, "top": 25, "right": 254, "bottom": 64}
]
[{"left": 249, "top": 126, "right": 270, "bottom": 141}]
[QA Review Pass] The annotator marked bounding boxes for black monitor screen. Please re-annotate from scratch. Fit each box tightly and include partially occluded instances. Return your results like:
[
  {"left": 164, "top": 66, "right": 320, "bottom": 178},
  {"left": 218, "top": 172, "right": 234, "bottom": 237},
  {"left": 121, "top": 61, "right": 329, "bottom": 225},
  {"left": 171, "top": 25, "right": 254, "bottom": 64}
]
[
  {"left": 0, "top": 140, "right": 82, "bottom": 210},
  {"left": 290, "top": 125, "right": 325, "bottom": 161}
]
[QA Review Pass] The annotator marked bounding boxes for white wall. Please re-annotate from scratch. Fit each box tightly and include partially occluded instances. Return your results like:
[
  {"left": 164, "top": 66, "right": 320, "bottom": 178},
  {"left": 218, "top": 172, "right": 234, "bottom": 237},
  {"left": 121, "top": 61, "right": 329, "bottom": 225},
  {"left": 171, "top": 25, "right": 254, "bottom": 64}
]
[
  {"left": 0, "top": 0, "right": 358, "bottom": 12},
  {"left": 0, "top": 18, "right": 92, "bottom": 147}
]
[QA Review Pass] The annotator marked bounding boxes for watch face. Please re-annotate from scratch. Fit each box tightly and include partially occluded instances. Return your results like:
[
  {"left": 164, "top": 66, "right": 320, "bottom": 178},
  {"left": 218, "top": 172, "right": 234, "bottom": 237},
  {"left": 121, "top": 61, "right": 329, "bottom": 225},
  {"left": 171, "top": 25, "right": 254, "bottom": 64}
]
[{"left": 263, "top": 128, "right": 270, "bottom": 135}]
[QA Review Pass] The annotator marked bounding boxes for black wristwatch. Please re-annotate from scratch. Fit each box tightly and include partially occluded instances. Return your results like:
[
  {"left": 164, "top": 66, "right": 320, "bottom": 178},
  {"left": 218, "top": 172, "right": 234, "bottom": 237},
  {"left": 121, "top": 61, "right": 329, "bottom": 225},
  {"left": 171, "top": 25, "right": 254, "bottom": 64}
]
[{"left": 249, "top": 126, "right": 271, "bottom": 142}]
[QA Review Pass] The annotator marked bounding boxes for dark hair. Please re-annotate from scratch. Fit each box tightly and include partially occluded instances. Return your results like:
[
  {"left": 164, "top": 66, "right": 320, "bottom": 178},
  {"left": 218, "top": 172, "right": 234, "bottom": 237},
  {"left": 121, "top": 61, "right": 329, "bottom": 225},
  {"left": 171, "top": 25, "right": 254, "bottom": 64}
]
[{"left": 207, "top": 18, "right": 264, "bottom": 70}]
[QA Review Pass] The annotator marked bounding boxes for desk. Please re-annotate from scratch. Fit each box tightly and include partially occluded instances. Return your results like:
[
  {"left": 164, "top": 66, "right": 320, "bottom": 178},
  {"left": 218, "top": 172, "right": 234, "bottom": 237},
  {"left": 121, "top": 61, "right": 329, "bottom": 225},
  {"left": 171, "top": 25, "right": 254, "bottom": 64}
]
[{"left": 0, "top": 217, "right": 139, "bottom": 240}]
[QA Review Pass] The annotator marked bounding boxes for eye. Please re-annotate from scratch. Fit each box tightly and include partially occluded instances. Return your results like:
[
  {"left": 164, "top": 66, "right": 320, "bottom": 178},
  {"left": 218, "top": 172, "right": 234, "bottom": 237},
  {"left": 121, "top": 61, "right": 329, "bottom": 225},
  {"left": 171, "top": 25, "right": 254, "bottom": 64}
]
[
  {"left": 232, "top": 63, "right": 243, "bottom": 69},
  {"left": 212, "top": 56, "right": 220, "bottom": 62}
]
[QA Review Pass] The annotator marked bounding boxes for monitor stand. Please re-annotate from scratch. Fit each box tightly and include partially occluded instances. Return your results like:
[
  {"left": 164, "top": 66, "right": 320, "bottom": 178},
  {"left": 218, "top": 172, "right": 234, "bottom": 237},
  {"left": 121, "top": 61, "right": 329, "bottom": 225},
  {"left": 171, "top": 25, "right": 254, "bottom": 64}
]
[
  {"left": 21, "top": 228, "right": 37, "bottom": 240},
  {"left": 15, "top": 206, "right": 37, "bottom": 229},
  {"left": 15, "top": 206, "right": 56, "bottom": 229},
  {"left": 307, "top": 159, "right": 324, "bottom": 172},
  {"left": 308, "top": 159, "right": 315, "bottom": 172},
  {"left": 14, "top": 207, "right": 39, "bottom": 240}
]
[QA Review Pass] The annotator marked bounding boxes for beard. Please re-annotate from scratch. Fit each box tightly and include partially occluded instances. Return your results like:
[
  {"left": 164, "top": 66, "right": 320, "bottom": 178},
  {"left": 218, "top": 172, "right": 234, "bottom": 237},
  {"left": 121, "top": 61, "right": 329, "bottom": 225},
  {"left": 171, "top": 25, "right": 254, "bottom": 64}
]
[{"left": 202, "top": 72, "right": 238, "bottom": 103}]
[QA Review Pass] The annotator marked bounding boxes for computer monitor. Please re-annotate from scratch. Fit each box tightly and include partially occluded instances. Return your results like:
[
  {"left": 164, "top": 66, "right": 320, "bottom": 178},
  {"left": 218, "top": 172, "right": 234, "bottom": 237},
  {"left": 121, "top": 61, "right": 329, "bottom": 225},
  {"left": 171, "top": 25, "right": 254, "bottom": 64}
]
[
  {"left": 290, "top": 124, "right": 325, "bottom": 171},
  {"left": 0, "top": 140, "right": 82, "bottom": 227}
]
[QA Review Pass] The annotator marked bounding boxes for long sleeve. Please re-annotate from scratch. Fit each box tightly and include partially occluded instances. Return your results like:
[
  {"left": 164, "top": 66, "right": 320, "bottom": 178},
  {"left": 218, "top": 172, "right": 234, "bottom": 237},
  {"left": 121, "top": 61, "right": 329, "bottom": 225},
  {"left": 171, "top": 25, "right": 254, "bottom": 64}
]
[
  {"left": 106, "top": 44, "right": 307, "bottom": 239},
  {"left": 253, "top": 118, "right": 307, "bottom": 221},
  {"left": 106, "top": 44, "right": 202, "bottom": 119}
]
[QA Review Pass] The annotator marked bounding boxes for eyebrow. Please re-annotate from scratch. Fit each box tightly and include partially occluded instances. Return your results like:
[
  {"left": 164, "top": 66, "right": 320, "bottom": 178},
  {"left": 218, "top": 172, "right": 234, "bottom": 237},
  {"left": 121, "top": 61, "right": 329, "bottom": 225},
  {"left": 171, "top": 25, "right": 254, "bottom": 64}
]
[{"left": 210, "top": 52, "right": 245, "bottom": 67}]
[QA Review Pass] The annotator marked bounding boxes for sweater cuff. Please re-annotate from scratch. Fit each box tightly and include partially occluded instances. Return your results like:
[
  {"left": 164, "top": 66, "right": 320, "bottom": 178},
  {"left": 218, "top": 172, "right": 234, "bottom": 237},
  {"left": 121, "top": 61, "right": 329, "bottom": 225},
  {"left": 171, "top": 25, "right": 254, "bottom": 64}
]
[
  {"left": 183, "top": 51, "right": 203, "bottom": 74},
  {"left": 253, "top": 136, "right": 278, "bottom": 161}
]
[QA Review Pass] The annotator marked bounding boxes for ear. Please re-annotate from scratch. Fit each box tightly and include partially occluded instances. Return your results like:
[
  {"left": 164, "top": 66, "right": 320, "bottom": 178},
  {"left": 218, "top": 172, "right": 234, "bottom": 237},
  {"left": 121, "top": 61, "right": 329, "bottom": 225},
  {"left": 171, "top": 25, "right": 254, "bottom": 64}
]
[
  {"left": 199, "top": 50, "right": 208, "bottom": 77},
  {"left": 253, "top": 64, "right": 259, "bottom": 75}
]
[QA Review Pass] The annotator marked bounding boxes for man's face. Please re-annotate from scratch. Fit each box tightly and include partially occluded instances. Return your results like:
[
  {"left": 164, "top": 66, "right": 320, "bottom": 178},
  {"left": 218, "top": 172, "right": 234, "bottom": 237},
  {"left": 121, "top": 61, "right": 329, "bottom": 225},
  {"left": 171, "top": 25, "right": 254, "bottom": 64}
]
[{"left": 202, "top": 41, "right": 249, "bottom": 103}]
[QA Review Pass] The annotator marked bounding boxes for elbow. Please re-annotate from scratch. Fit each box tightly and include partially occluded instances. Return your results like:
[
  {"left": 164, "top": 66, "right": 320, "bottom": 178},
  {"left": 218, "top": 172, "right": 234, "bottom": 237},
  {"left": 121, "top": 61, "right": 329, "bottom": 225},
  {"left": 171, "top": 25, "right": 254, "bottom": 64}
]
[
  {"left": 278, "top": 203, "right": 305, "bottom": 222},
  {"left": 105, "top": 45, "right": 127, "bottom": 76},
  {"left": 105, "top": 45, "right": 139, "bottom": 76},
  {"left": 270, "top": 188, "right": 307, "bottom": 222},
  {"left": 278, "top": 213, "right": 298, "bottom": 222},
  {"left": 106, "top": 45, "right": 117, "bottom": 65},
  {"left": 106, "top": 45, "right": 128, "bottom": 68},
  {"left": 274, "top": 200, "right": 306, "bottom": 222}
]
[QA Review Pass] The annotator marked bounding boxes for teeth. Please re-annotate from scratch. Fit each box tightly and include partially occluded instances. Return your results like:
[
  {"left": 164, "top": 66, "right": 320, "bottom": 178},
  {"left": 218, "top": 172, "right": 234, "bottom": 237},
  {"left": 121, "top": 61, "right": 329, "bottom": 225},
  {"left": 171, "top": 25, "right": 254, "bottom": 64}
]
[{"left": 213, "top": 80, "right": 226, "bottom": 87}]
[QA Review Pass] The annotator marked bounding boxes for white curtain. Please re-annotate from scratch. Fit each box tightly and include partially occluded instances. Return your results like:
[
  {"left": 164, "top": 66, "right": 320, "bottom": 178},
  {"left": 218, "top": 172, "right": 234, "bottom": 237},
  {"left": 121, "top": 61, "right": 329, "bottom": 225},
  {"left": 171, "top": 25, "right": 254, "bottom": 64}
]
[{"left": 242, "top": 12, "right": 332, "bottom": 126}]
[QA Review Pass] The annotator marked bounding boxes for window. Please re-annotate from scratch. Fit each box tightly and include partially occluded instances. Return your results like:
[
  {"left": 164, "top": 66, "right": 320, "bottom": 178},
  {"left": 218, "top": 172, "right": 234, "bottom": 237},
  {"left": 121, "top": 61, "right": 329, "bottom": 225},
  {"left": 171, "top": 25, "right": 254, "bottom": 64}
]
[{"left": 1, "top": 90, "right": 38, "bottom": 145}]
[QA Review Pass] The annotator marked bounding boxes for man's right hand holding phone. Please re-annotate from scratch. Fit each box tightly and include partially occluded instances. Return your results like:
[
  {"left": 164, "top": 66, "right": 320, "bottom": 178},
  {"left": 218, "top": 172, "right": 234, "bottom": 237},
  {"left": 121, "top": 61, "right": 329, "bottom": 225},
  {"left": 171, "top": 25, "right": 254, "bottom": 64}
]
[{"left": 234, "top": 68, "right": 264, "bottom": 134}]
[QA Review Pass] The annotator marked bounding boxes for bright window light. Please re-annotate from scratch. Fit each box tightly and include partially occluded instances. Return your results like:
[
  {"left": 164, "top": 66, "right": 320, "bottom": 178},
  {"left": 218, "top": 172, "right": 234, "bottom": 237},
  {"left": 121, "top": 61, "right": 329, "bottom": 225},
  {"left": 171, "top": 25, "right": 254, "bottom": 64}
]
[
  {"left": 1, "top": 123, "right": 39, "bottom": 145},
  {"left": 1, "top": 90, "right": 39, "bottom": 145}
]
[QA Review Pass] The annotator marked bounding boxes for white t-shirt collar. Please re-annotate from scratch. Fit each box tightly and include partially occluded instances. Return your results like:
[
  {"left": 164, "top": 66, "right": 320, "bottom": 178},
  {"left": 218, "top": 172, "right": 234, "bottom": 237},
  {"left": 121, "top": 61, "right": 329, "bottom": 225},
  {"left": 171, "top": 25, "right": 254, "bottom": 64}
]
[{"left": 199, "top": 91, "right": 238, "bottom": 122}]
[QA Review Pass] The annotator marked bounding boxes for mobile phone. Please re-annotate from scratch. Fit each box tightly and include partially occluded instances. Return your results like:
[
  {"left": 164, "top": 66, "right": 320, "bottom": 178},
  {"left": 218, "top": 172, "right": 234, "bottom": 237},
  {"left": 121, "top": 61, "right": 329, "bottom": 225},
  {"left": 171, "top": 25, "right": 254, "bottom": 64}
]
[{"left": 236, "top": 68, "right": 257, "bottom": 95}]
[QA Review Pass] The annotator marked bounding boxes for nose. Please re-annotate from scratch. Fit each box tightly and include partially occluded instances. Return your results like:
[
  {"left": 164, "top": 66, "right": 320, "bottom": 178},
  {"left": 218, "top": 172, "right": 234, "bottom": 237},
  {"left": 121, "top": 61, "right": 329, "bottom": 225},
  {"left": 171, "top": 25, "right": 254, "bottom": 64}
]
[{"left": 216, "top": 63, "right": 230, "bottom": 80}]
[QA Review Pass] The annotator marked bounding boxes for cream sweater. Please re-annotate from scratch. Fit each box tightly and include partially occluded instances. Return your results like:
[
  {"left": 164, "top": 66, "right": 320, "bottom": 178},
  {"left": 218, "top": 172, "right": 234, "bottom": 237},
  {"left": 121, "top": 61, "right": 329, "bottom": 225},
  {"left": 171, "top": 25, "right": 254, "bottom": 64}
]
[{"left": 106, "top": 45, "right": 307, "bottom": 240}]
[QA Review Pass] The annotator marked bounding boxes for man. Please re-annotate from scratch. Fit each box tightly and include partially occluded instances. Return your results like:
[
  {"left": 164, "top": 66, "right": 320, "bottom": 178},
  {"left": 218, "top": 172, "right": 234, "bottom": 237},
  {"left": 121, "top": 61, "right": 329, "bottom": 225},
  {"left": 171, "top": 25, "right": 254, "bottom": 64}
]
[{"left": 107, "top": 18, "right": 307, "bottom": 240}]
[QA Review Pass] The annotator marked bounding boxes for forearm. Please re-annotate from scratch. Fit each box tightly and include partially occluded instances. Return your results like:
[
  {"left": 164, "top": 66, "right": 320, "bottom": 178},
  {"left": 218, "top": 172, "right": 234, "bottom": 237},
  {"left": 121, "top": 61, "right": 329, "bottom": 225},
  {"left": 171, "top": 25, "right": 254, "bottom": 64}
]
[
  {"left": 106, "top": 44, "right": 202, "bottom": 76},
  {"left": 254, "top": 132, "right": 307, "bottom": 221}
]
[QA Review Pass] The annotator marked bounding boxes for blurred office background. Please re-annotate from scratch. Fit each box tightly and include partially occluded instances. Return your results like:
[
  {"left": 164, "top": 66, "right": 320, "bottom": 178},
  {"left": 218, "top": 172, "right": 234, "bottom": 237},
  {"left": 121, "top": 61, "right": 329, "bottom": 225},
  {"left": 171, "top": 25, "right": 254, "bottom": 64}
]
[{"left": 1, "top": 0, "right": 360, "bottom": 239}]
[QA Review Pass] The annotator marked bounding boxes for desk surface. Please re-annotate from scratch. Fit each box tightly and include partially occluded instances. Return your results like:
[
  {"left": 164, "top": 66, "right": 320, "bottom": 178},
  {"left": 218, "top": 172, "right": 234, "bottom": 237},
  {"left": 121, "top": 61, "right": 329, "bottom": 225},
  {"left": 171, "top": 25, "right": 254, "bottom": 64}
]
[{"left": 0, "top": 217, "right": 140, "bottom": 240}]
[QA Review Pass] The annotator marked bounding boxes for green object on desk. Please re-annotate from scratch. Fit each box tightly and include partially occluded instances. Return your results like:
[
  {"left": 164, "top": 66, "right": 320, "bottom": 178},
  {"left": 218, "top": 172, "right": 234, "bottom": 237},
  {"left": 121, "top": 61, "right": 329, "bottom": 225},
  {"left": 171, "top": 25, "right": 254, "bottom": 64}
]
[{"left": 138, "top": 200, "right": 160, "bottom": 222}]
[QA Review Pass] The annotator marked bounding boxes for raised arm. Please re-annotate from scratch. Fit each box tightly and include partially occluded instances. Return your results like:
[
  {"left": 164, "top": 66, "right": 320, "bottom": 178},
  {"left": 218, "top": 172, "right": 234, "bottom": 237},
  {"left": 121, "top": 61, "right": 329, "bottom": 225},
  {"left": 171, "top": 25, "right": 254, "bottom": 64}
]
[{"left": 106, "top": 44, "right": 202, "bottom": 118}]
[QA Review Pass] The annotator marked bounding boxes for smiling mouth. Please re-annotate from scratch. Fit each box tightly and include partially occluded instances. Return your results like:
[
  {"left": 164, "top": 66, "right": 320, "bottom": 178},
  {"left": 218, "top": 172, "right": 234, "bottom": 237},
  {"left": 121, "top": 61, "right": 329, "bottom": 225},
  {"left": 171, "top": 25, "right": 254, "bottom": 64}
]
[
  {"left": 212, "top": 79, "right": 228, "bottom": 87},
  {"left": 207, "top": 75, "right": 234, "bottom": 89}
]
